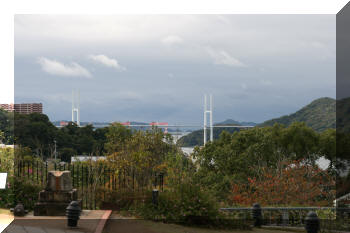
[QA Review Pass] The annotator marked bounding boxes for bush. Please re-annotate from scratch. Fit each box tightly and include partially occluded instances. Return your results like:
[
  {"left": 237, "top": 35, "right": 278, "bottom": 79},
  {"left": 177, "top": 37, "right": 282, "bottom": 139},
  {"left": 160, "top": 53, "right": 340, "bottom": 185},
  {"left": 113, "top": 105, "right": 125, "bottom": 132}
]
[
  {"left": 0, "top": 176, "right": 42, "bottom": 210},
  {"left": 100, "top": 189, "right": 149, "bottom": 211},
  {"left": 135, "top": 182, "right": 250, "bottom": 229},
  {"left": 139, "top": 184, "right": 219, "bottom": 223},
  {"left": 144, "top": 184, "right": 219, "bottom": 224}
]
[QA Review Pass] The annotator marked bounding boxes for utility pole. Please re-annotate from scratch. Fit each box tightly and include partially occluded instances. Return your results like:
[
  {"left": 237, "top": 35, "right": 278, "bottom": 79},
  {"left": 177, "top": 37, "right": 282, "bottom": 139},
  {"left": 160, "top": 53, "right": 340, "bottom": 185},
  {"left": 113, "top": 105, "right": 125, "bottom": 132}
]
[{"left": 54, "top": 140, "right": 57, "bottom": 161}]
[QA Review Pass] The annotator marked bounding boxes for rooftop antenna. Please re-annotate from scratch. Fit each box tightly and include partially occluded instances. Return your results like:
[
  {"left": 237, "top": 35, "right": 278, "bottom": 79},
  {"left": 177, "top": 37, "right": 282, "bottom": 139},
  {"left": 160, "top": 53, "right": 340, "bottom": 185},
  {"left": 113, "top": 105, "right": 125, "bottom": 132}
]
[{"left": 72, "top": 90, "right": 80, "bottom": 126}]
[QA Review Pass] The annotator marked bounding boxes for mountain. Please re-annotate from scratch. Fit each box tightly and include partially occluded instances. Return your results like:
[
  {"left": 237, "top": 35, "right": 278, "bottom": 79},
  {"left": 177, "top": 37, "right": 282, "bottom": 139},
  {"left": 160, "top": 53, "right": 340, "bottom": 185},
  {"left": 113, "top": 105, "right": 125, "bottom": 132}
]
[
  {"left": 176, "top": 119, "right": 257, "bottom": 147},
  {"left": 216, "top": 119, "right": 257, "bottom": 126},
  {"left": 260, "top": 97, "right": 335, "bottom": 132},
  {"left": 177, "top": 97, "right": 336, "bottom": 147}
]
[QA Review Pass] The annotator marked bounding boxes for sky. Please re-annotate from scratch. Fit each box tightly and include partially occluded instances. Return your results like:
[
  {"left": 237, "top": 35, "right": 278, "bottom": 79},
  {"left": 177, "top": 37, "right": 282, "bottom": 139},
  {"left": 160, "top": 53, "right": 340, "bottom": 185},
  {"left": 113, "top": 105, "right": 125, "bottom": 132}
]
[{"left": 14, "top": 15, "right": 336, "bottom": 124}]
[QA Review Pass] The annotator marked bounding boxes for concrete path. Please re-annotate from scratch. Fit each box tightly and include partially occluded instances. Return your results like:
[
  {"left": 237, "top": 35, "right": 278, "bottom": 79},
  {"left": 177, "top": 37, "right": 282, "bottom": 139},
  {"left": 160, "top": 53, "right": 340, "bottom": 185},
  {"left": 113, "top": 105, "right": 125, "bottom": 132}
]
[
  {"left": 0, "top": 214, "right": 14, "bottom": 233},
  {"left": 2, "top": 210, "right": 111, "bottom": 233}
]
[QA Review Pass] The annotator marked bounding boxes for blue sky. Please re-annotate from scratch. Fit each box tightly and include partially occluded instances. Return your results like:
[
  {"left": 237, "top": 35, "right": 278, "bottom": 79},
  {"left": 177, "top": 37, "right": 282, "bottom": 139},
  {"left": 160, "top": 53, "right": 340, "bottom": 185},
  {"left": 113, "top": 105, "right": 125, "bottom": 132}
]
[{"left": 14, "top": 15, "right": 335, "bottom": 124}]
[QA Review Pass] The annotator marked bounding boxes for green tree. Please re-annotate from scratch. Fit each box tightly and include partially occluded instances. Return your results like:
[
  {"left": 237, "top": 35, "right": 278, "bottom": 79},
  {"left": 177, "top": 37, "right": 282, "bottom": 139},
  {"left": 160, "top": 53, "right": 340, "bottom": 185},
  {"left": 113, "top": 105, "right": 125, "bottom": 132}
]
[
  {"left": 60, "top": 147, "right": 77, "bottom": 162},
  {"left": 105, "top": 123, "right": 132, "bottom": 154},
  {"left": 0, "top": 130, "right": 4, "bottom": 143},
  {"left": 319, "top": 129, "right": 336, "bottom": 170},
  {"left": 192, "top": 122, "right": 325, "bottom": 201}
]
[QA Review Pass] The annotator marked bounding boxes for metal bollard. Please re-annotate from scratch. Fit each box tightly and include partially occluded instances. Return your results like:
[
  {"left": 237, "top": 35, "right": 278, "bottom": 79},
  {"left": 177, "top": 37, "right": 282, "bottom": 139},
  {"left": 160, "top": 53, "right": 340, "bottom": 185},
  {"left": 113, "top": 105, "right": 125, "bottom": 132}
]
[
  {"left": 152, "top": 189, "right": 159, "bottom": 206},
  {"left": 305, "top": 211, "right": 320, "bottom": 233},
  {"left": 13, "top": 203, "right": 26, "bottom": 217},
  {"left": 252, "top": 203, "right": 262, "bottom": 227},
  {"left": 66, "top": 201, "right": 81, "bottom": 227}
]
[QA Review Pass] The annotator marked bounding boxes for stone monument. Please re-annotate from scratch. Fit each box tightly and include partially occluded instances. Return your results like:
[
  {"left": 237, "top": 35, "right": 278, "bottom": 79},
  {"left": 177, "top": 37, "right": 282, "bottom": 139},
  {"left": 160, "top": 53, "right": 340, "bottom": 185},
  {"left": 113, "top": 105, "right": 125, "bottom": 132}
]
[{"left": 34, "top": 171, "right": 80, "bottom": 216}]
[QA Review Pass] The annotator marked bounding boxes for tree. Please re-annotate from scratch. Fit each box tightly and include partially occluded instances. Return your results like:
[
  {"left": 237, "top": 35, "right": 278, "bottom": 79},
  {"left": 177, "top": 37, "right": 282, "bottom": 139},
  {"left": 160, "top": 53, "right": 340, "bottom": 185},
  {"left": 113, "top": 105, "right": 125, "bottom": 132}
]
[
  {"left": 14, "top": 113, "right": 57, "bottom": 158},
  {"left": 0, "top": 130, "right": 4, "bottom": 143},
  {"left": 230, "top": 159, "right": 335, "bottom": 206},
  {"left": 0, "top": 109, "right": 14, "bottom": 144},
  {"left": 105, "top": 123, "right": 132, "bottom": 154},
  {"left": 192, "top": 123, "right": 327, "bottom": 201},
  {"left": 319, "top": 129, "right": 336, "bottom": 171},
  {"left": 60, "top": 147, "right": 76, "bottom": 162}
]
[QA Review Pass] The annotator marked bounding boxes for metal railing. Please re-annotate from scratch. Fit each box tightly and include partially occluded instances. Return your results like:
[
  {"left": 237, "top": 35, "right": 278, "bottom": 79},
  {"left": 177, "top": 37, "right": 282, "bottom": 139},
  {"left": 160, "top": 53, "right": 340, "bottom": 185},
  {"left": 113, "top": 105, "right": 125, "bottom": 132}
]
[
  {"left": 220, "top": 206, "right": 350, "bottom": 232},
  {"left": 11, "top": 160, "right": 164, "bottom": 210}
]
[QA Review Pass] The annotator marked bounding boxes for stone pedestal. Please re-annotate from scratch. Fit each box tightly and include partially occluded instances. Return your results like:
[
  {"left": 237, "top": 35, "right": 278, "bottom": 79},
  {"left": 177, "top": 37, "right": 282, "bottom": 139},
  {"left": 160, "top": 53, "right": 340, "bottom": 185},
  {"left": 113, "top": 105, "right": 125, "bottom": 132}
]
[{"left": 34, "top": 171, "right": 80, "bottom": 216}]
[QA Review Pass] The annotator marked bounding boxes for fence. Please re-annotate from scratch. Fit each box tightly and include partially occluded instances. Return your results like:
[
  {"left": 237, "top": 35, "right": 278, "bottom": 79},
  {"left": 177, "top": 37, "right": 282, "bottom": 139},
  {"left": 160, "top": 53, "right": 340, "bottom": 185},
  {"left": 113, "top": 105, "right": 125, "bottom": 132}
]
[
  {"left": 220, "top": 207, "right": 350, "bottom": 232},
  {"left": 12, "top": 160, "right": 164, "bottom": 210}
]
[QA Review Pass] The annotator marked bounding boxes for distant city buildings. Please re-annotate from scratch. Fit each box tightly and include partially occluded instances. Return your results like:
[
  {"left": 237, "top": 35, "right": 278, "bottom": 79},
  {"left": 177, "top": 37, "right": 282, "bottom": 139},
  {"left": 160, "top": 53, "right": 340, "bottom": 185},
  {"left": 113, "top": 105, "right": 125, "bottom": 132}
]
[
  {"left": 0, "top": 103, "right": 43, "bottom": 114},
  {"left": 0, "top": 104, "right": 14, "bottom": 112},
  {"left": 60, "top": 121, "right": 69, "bottom": 127}
]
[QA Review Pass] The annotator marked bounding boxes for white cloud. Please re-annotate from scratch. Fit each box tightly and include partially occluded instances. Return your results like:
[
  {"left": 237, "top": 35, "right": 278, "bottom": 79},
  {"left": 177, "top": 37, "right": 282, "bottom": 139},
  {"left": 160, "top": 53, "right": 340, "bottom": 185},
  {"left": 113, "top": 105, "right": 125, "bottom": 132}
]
[
  {"left": 161, "top": 35, "right": 184, "bottom": 46},
  {"left": 37, "top": 57, "right": 92, "bottom": 78},
  {"left": 88, "top": 54, "right": 126, "bottom": 71},
  {"left": 206, "top": 48, "right": 246, "bottom": 67},
  {"left": 241, "top": 83, "right": 247, "bottom": 90},
  {"left": 310, "top": 41, "right": 326, "bottom": 49},
  {"left": 260, "top": 79, "right": 272, "bottom": 86}
]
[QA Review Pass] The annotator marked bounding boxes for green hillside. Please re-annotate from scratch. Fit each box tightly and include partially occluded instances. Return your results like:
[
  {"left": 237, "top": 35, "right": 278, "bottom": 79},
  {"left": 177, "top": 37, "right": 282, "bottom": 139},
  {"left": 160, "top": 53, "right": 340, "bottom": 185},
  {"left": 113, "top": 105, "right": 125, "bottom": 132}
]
[
  {"left": 260, "top": 97, "right": 335, "bottom": 132},
  {"left": 176, "top": 120, "right": 251, "bottom": 147},
  {"left": 177, "top": 97, "right": 336, "bottom": 147}
]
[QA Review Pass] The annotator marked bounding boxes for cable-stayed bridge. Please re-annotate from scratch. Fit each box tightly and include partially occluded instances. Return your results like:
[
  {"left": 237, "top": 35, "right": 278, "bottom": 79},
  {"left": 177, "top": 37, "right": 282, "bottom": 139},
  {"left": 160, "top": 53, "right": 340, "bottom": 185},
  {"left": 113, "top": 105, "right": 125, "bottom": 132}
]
[{"left": 65, "top": 93, "right": 254, "bottom": 145}]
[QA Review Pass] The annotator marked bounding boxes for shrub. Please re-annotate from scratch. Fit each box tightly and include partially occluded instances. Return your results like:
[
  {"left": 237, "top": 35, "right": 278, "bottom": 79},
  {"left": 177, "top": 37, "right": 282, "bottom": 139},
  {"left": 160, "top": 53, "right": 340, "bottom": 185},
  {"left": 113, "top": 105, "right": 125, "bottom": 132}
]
[
  {"left": 99, "top": 189, "right": 149, "bottom": 211},
  {"left": 0, "top": 176, "right": 42, "bottom": 210},
  {"left": 136, "top": 182, "right": 250, "bottom": 229}
]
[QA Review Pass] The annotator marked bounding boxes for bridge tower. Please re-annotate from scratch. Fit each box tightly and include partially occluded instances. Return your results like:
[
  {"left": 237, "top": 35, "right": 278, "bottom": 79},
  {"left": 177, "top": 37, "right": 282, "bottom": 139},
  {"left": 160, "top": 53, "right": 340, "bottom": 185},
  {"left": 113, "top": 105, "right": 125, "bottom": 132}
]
[
  {"left": 72, "top": 90, "right": 80, "bottom": 126},
  {"left": 203, "top": 94, "right": 213, "bottom": 145}
]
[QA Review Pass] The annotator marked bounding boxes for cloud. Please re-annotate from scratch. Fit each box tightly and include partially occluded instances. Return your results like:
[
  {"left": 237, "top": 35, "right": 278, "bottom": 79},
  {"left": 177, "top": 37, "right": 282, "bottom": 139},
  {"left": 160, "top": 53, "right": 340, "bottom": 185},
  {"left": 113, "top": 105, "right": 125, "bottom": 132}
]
[
  {"left": 260, "top": 79, "right": 272, "bottom": 86},
  {"left": 37, "top": 57, "right": 92, "bottom": 78},
  {"left": 161, "top": 35, "right": 184, "bottom": 46},
  {"left": 206, "top": 48, "right": 246, "bottom": 67},
  {"left": 88, "top": 54, "right": 126, "bottom": 71}
]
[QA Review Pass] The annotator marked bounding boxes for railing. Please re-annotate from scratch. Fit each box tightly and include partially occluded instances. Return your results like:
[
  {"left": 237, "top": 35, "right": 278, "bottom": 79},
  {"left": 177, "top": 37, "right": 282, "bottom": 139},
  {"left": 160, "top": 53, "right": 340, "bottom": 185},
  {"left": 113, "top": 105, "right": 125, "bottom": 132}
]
[
  {"left": 12, "top": 160, "right": 164, "bottom": 210},
  {"left": 220, "top": 207, "right": 350, "bottom": 232}
]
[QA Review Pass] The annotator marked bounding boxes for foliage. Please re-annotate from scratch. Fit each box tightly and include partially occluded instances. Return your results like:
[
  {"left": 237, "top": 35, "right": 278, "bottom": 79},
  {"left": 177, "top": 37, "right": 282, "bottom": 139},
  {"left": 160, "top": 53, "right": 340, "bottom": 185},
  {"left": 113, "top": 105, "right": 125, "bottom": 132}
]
[
  {"left": 106, "top": 124, "right": 178, "bottom": 174},
  {"left": 260, "top": 97, "right": 335, "bottom": 132},
  {"left": 336, "top": 96, "right": 350, "bottom": 133},
  {"left": 0, "top": 109, "right": 14, "bottom": 144},
  {"left": 0, "top": 147, "right": 43, "bottom": 210},
  {"left": 14, "top": 113, "right": 57, "bottom": 158},
  {"left": 192, "top": 123, "right": 335, "bottom": 202},
  {"left": 178, "top": 97, "right": 335, "bottom": 147},
  {"left": 177, "top": 127, "right": 241, "bottom": 147},
  {"left": 0, "top": 130, "right": 4, "bottom": 143},
  {"left": 4, "top": 112, "right": 110, "bottom": 160},
  {"left": 5, "top": 177, "right": 42, "bottom": 210},
  {"left": 59, "top": 147, "right": 77, "bottom": 162},
  {"left": 230, "top": 160, "right": 335, "bottom": 206},
  {"left": 0, "top": 147, "right": 14, "bottom": 174},
  {"left": 137, "top": 183, "right": 221, "bottom": 225}
]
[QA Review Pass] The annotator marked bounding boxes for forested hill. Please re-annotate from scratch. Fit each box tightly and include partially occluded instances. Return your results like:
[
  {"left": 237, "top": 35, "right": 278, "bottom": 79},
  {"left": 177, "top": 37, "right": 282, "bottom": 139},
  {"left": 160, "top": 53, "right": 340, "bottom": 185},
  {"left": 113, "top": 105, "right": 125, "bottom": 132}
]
[
  {"left": 177, "top": 97, "right": 336, "bottom": 147},
  {"left": 176, "top": 120, "right": 256, "bottom": 147},
  {"left": 260, "top": 97, "right": 335, "bottom": 132}
]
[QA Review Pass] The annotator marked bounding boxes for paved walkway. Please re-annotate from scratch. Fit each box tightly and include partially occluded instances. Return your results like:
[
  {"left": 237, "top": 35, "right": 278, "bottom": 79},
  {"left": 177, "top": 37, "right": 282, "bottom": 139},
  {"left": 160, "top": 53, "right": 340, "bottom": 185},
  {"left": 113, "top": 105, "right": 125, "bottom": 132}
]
[
  {"left": 3, "top": 210, "right": 110, "bottom": 233},
  {"left": 0, "top": 214, "right": 14, "bottom": 233}
]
